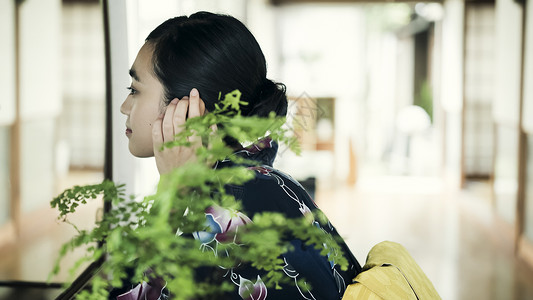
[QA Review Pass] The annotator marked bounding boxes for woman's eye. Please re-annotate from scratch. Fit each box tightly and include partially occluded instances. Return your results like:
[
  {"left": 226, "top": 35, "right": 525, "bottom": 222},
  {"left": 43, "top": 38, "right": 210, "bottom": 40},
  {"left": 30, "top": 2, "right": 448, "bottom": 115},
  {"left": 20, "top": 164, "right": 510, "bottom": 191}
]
[{"left": 126, "top": 86, "right": 137, "bottom": 95}]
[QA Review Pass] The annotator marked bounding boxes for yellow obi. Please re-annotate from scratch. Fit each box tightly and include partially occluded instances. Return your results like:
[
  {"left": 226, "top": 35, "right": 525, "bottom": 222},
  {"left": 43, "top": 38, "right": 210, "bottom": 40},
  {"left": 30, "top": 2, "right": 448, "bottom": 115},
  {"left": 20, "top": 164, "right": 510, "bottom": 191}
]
[{"left": 343, "top": 241, "right": 441, "bottom": 300}]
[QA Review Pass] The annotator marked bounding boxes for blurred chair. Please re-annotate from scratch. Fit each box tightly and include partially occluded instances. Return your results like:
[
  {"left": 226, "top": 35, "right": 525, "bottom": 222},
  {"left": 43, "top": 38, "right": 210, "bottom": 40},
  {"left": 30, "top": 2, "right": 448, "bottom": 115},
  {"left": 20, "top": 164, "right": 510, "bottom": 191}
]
[{"left": 343, "top": 241, "right": 441, "bottom": 300}]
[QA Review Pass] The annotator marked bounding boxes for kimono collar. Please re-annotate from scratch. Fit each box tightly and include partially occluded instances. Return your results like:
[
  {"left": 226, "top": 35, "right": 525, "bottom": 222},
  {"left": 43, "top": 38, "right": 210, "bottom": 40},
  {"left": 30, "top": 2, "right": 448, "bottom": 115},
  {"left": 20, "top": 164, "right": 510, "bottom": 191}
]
[{"left": 222, "top": 137, "right": 278, "bottom": 167}]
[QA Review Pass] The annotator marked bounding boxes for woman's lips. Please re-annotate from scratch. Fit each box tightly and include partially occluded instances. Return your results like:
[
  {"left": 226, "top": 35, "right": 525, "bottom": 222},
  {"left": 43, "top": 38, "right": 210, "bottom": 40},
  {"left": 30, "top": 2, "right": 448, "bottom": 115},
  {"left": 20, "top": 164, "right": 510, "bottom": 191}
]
[{"left": 126, "top": 128, "right": 132, "bottom": 136}]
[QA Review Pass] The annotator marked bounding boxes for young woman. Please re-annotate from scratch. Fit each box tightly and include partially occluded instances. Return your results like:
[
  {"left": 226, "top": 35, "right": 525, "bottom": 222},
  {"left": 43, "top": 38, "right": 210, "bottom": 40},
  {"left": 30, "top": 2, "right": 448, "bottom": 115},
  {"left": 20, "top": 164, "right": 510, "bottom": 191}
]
[{"left": 118, "top": 11, "right": 361, "bottom": 300}]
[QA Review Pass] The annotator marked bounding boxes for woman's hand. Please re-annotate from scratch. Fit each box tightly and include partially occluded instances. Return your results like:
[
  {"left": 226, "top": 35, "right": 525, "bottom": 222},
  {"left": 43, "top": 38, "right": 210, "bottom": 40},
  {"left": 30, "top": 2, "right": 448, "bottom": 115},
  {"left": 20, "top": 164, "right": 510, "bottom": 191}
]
[{"left": 152, "top": 88, "right": 206, "bottom": 174}]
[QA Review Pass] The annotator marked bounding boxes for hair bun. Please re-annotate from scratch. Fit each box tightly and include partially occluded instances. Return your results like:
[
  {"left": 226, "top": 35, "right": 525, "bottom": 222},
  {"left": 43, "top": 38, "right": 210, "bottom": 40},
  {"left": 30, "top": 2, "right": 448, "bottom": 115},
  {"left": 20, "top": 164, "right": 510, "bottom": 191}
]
[{"left": 247, "top": 79, "right": 288, "bottom": 117}]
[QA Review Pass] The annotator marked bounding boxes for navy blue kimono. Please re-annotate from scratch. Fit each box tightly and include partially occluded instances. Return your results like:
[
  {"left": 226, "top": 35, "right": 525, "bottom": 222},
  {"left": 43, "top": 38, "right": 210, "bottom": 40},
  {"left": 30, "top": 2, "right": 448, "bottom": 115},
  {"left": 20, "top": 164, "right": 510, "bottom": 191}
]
[{"left": 193, "top": 139, "right": 361, "bottom": 300}]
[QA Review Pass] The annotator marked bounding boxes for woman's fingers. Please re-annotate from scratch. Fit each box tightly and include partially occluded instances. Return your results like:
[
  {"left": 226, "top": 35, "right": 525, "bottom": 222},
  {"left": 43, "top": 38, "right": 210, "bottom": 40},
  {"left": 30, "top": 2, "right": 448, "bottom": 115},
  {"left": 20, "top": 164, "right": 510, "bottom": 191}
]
[
  {"left": 152, "top": 89, "right": 208, "bottom": 174},
  {"left": 188, "top": 88, "right": 201, "bottom": 118},
  {"left": 173, "top": 97, "right": 189, "bottom": 136},
  {"left": 162, "top": 98, "right": 178, "bottom": 142},
  {"left": 188, "top": 88, "right": 205, "bottom": 146},
  {"left": 163, "top": 89, "right": 205, "bottom": 143}
]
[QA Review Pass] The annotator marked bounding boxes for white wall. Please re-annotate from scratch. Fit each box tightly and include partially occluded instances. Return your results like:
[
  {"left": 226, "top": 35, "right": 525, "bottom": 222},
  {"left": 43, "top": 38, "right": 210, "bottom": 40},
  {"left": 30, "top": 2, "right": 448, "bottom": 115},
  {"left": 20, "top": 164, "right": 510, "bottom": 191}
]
[
  {"left": 18, "top": 0, "right": 62, "bottom": 213},
  {"left": 277, "top": 4, "right": 367, "bottom": 180},
  {"left": 492, "top": 0, "right": 523, "bottom": 225},
  {"left": 109, "top": 0, "right": 152, "bottom": 199},
  {"left": 440, "top": 0, "right": 465, "bottom": 187},
  {"left": 493, "top": 0, "right": 523, "bottom": 126},
  {"left": 522, "top": 0, "right": 533, "bottom": 134},
  {"left": 247, "top": 0, "right": 280, "bottom": 80},
  {"left": 18, "top": 0, "right": 62, "bottom": 121}
]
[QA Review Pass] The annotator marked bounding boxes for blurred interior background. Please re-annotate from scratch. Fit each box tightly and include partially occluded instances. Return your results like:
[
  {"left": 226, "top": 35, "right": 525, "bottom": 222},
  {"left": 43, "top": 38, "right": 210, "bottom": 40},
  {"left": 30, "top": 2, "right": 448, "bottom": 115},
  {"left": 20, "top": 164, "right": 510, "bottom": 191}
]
[{"left": 1, "top": 0, "right": 533, "bottom": 299}]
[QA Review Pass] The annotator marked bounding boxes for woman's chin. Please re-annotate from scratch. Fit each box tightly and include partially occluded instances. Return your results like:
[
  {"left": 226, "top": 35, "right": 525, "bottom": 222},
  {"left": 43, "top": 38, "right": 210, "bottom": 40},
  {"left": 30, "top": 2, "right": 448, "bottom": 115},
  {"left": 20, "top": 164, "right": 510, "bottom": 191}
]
[{"left": 129, "top": 144, "right": 154, "bottom": 158}]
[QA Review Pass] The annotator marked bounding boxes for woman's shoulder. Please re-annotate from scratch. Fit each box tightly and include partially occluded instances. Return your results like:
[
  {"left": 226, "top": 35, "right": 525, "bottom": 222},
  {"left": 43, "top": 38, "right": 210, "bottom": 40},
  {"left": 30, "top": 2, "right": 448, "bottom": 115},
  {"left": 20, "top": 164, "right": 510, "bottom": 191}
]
[
  {"left": 232, "top": 164, "right": 317, "bottom": 218},
  {"left": 245, "top": 165, "right": 305, "bottom": 188}
]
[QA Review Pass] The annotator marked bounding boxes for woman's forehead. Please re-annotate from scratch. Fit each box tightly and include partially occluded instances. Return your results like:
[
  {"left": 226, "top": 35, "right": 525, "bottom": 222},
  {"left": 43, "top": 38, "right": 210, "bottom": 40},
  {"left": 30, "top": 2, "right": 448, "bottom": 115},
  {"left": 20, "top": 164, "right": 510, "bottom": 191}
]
[{"left": 130, "top": 43, "right": 155, "bottom": 83}]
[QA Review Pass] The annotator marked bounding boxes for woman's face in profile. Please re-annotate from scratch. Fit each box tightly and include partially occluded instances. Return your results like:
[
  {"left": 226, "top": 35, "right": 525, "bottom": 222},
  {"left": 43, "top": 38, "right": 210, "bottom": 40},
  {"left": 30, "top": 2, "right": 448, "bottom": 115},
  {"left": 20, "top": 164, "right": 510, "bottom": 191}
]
[{"left": 120, "top": 43, "right": 165, "bottom": 157}]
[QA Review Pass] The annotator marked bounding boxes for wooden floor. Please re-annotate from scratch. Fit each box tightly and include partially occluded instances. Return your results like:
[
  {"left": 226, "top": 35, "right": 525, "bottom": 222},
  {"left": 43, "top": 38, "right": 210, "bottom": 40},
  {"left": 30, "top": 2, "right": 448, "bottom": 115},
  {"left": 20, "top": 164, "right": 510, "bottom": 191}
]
[
  {"left": 0, "top": 170, "right": 103, "bottom": 284},
  {"left": 316, "top": 175, "right": 533, "bottom": 300}
]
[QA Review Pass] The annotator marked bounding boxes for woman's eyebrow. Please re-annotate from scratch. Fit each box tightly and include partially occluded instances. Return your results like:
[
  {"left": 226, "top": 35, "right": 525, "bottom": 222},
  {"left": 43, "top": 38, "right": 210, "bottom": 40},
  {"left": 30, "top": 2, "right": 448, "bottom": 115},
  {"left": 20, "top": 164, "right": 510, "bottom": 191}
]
[{"left": 129, "top": 68, "right": 141, "bottom": 82}]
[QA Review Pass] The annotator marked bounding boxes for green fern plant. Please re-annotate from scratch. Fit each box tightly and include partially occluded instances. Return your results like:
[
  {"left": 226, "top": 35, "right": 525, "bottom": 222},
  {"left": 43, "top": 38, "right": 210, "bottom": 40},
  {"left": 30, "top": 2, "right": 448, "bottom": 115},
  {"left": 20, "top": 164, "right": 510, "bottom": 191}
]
[{"left": 50, "top": 90, "right": 347, "bottom": 299}]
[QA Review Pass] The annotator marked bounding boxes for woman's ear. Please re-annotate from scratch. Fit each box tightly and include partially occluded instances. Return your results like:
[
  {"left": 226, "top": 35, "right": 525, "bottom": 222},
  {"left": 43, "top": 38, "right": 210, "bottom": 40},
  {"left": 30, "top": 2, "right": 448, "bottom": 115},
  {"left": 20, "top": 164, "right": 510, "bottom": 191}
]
[{"left": 158, "top": 97, "right": 170, "bottom": 115}]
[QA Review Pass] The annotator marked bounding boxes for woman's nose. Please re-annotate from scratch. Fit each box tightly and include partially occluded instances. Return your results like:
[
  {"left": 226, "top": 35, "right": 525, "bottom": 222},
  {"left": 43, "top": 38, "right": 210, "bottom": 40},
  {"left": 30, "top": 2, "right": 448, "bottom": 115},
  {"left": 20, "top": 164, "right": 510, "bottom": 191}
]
[{"left": 120, "top": 98, "right": 131, "bottom": 115}]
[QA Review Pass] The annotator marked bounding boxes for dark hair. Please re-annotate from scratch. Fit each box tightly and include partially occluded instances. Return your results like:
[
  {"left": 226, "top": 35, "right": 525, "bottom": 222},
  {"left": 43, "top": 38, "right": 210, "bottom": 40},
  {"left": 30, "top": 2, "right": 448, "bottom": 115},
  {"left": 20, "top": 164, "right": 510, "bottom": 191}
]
[{"left": 145, "top": 11, "right": 287, "bottom": 118}]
